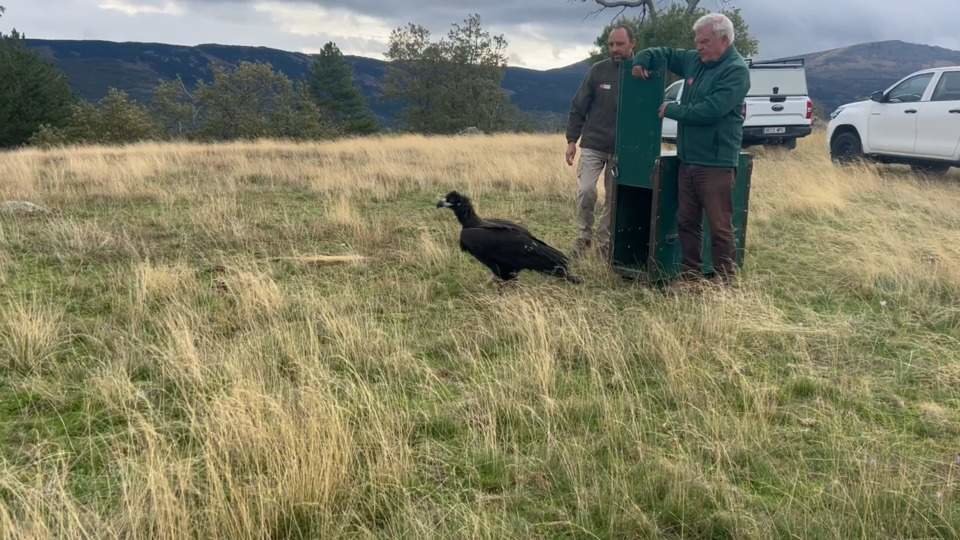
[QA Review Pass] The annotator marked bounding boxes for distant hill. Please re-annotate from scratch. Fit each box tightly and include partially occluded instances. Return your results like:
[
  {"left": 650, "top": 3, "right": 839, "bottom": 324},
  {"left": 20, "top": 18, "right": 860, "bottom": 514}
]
[
  {"left": 23, "top": 39, "right": 588, "bottom": 129},
  {"left": 772, "top": 40, "right": 960, "bottom": 113},
  {"left": 22, "top": 38, "right": 960, "bottom": 128}
]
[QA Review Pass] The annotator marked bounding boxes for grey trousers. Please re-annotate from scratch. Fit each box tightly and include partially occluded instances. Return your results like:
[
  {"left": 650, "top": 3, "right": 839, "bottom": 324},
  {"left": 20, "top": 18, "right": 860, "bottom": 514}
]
[{"left": 575, "top": 147, "right": 615, "bottom": 247}]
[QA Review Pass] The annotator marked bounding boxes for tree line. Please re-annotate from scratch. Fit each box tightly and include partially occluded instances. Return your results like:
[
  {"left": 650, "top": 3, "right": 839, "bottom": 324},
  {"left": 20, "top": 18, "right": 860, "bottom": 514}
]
[
  {"left": 0, "top": 31, "right": 379, "bottom": 147},
  {"left": 0, "top": 4, "right": 758, "bottom": 148}
]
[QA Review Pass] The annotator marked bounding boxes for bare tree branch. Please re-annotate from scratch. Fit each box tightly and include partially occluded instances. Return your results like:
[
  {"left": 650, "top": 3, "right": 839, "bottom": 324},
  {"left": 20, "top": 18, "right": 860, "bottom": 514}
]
[
  {"left": 581, "top": 0, "right": 710, "bottom": 19},
  {"left": 583, "top": 4, "right": 609, "bottom": 19},
  {"left": 589, "top": 0, "right": 647, "bottom": 6},
  {"left": 581, "top": 0, "right": 657, "bottom": 20}
]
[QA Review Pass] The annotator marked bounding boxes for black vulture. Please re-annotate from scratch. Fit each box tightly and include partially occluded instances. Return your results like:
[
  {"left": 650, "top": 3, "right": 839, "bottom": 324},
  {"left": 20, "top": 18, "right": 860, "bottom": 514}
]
[{"left": 436, "top": 191, "right": 582, "bottom": 284}]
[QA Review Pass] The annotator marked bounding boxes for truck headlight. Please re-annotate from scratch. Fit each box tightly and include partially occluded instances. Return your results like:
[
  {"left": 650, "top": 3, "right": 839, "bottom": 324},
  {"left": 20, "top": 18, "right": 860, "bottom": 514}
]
[{"left": 829, "top": 106, "right": 846, "bottom": 120}]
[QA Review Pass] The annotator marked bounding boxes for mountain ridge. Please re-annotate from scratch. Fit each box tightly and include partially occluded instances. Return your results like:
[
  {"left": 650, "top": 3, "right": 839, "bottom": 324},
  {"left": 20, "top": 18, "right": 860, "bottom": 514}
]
[{"left": 22, "top": 38, "right": 960, "bottom": 126}]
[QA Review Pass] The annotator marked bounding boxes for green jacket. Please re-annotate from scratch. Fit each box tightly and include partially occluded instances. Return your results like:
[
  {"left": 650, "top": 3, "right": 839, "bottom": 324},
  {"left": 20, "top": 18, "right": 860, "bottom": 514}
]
[{"left": 634, "top": 45, "right": 750, "bottom": 168}]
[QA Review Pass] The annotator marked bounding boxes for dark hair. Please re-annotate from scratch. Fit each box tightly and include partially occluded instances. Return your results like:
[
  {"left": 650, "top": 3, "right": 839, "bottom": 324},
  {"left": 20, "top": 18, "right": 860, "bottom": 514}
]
[{"left": 610, "top": 24, "right": 635, "bottom": 43}]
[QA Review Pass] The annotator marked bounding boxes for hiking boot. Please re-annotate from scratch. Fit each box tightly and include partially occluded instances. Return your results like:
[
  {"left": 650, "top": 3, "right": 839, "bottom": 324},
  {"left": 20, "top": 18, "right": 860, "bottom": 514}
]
[
  {"left": 707, "top": 271, "right": 738, "bottom": 288},
  {"left": 669, "top": 271, "right": 707, "bottom": 293},
  {"left": 570, "top": 238, "right": 592, "bottom": 259},
  {"left": 597, "top": 243, "right": 611, "bottom": 261},
  {"left": 669, "top": 278, "right": 705, "bottom": 294}
]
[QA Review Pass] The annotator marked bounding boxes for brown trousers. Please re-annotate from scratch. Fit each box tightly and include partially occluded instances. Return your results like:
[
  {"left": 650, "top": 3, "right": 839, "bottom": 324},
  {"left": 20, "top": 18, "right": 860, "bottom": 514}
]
[{"left": 677, "top": 164, "right": 736, "bottom": 278}]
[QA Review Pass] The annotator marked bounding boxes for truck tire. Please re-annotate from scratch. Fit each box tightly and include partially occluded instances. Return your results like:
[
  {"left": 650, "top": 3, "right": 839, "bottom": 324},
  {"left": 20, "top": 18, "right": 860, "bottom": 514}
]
[
  {"left": 830, "top": 131, "right": 862, "bottom": 164},
  {"left": 783, "top": 138, "right": 797, "bottom": 150}
]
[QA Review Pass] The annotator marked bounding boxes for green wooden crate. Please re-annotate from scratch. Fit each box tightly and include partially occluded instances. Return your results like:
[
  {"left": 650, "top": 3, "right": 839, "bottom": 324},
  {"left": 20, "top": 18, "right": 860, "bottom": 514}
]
[{"left": 610, "top": 61, "right": 753, "bottom": 282}]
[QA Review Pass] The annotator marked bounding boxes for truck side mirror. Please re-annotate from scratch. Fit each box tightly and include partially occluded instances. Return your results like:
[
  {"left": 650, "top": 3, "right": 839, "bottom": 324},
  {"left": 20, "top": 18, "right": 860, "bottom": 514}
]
[{"left": 870, "top": 90, "right": 886, "bottom": 103}]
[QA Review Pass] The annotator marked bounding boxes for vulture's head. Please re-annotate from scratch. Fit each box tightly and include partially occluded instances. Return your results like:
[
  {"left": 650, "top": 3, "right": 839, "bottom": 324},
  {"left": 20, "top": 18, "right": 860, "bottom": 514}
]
[{"left": 436, "top": 191, "right": 471, "bottom": 210}]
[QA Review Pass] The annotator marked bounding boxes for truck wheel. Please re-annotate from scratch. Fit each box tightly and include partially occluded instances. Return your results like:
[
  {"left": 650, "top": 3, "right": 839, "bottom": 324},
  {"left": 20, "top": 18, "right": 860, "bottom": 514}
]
[
  {"left": 910, "top": 162, "right": 951, "bottom": 175},
  {"left": 783, "top": 138, "right": 797, "bottom": 150},
  {"left": 830, "top": 131, "right": 862, "bottom": 164}
]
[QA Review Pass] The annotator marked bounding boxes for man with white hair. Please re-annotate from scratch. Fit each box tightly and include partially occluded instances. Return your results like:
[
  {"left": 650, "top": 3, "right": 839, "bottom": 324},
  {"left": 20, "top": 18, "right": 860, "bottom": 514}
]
[{"left": 632, "top": 13, "right": 750, "bottom": 283}]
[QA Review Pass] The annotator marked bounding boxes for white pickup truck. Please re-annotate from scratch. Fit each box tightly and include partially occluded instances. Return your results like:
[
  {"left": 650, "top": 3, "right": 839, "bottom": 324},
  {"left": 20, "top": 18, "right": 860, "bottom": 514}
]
[
  {"left": 827, "top": 66, "right": 960, "bottom": 174},
  {"left": 662, "top": 58, "right": 814, "bottom": 149}
]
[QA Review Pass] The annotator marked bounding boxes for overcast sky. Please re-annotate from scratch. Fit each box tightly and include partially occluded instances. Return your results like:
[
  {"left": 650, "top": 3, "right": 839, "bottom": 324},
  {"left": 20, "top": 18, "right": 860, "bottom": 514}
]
[{"left": 3, "top": 0, "right": 959, "bottom": 69}]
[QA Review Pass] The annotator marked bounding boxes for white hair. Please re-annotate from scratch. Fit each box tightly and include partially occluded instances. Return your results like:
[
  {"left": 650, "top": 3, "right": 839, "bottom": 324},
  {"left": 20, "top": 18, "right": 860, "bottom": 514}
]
[{"left": 693, "top": 13, "right": 735, "bottom": 43}]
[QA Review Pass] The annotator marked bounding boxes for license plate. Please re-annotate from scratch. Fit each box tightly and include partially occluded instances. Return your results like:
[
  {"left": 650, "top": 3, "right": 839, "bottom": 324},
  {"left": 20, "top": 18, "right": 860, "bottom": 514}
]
[{"left": 763, "top": 127, "right": 787, "bottom": 134}]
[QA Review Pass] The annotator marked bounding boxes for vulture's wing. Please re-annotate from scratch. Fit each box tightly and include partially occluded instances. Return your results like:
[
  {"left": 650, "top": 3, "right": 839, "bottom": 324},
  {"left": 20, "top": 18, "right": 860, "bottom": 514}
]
[{"left": 460, "top": 225, "right": 568, "bottom": 275}]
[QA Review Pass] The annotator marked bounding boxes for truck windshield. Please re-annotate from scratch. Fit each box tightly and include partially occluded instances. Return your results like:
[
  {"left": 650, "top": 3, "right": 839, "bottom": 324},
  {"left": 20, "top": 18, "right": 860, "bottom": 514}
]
[{"left": 748, "top": 67, "right": 808, "bottom": 96}]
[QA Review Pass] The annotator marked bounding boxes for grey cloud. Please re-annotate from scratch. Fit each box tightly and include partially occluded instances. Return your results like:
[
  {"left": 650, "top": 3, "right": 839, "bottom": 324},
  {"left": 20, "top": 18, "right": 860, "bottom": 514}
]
[
  {"left": 737, "top": 0, "right": 960, "bottom": 59},
  {"left": 3, "top": 0, "right": 959, "bottom": 69},
  {"left": 179, "top": 0, "right": 611, "bottom": 47},
  {"left": 182, "top": 0, "right": 606, "bottom": 26},
  {"left": 162, "top": 0, "right": 960, "bottom": 59}
]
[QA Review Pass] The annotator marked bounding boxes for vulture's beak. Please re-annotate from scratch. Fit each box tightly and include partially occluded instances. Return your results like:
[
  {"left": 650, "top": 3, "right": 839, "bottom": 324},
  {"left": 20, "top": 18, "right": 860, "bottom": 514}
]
[{"left": 436, "top": 199, "right": 452, "bottom": 208}]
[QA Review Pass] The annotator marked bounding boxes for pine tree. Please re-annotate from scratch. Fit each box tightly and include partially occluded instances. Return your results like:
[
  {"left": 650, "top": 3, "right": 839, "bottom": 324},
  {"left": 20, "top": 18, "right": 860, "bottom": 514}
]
[
  {"left": 308, "top": 42, "right": 378, "bottom": 135},
  {"left": 0, "top": 29, "right": 74, "bottom": 147}
]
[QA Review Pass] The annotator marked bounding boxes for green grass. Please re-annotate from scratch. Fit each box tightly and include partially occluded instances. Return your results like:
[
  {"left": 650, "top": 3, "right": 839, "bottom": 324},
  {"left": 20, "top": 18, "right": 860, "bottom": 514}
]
[{"left": 0, "top": 135, "right": 959, "bottom": 538}]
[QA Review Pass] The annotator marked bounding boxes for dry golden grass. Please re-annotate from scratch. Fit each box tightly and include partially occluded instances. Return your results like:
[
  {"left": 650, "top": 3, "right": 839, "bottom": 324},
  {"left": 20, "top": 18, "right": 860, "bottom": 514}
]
[
  {"left": 0, "top": 131, "right": 958, "bottom": 538},
  {"left": 0, "top": 299, "right": 67, "bottom": 373},
  {"left": 0, "top": 135, "right": 571, "bottom": 205},
  {"left": 133, "top": 261, "right": 197, "bottom": 306}
]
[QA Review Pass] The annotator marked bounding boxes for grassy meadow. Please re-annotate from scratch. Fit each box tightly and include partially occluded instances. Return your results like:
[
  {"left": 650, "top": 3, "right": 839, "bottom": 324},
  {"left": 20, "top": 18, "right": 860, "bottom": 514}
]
[{"left": 0, "top": 131, "right": 959, "bottom": 538}]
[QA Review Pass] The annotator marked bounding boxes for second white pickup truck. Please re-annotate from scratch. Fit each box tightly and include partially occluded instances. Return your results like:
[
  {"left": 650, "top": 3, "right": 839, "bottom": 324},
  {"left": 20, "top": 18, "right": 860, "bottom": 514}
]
[{"left": 827, "top": 66, "right": 960, "bottom": 175}]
